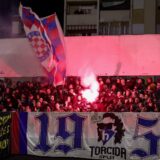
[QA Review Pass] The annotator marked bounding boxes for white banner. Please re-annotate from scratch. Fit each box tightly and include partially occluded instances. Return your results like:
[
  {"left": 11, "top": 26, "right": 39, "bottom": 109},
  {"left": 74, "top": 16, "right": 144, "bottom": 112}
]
[
  {"left": 12, "top": 112, "right": 160, "bottom": 160},
  {"left": 1, "top": 35, "right": 160, "bottom": 77}
]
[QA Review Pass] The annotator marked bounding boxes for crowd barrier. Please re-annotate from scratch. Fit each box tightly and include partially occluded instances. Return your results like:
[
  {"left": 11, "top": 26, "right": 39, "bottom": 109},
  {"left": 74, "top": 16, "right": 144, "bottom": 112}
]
[{"left": 1, "top": 112, "right": 160, "bottom": 160}]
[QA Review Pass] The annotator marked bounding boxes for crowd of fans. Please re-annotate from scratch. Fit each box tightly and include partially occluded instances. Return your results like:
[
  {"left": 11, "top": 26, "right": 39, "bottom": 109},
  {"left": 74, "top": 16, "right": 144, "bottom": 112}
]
[{"left": 0, "top": 76, "right": 160, "bottom": 112}]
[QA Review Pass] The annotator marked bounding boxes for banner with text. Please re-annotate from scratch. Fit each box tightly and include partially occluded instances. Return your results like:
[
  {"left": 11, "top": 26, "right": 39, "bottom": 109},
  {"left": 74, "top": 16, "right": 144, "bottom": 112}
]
[
  {"left": 0, "top": 113, "right": 11, "bottom": 159},
  {"left": 12, "top": 112, "right": 160, "bottom": 160}
]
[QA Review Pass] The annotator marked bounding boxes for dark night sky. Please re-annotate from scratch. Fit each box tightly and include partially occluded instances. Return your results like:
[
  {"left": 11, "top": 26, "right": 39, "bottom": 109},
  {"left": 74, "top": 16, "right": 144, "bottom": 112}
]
[
  {"left": 21, "top": 1, "right": 64, "bottom": 18},
  {"left": 0, "top": 0, "right": 64, "bottom": 27},
  {"left": 21, "top": 0, "right": 64, "bottom": 27}
]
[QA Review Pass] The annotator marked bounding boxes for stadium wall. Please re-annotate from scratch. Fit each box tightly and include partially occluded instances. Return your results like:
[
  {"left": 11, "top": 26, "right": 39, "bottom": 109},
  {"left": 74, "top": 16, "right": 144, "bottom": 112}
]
[{"left": 0, "top": 35, "right": 160, "bottom": 77}]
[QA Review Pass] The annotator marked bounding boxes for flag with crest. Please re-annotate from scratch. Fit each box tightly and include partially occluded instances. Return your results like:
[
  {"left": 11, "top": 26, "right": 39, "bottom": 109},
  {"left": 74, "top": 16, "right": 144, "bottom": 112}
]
[{"left": 19, "top": 4, "right": 66, "bottom": 86}]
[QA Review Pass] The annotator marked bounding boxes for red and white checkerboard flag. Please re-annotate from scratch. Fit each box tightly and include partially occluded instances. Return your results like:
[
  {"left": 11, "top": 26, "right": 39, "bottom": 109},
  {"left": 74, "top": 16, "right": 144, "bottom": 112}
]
[{"left": 19, "top": 4, "right": 66, "bottom": 86}]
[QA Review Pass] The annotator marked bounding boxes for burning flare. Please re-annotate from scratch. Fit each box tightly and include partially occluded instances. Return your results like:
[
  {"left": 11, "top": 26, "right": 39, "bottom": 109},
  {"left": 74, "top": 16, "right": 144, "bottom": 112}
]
[{"left": 81, "top": 72, "right": 99, "bottom": 103}]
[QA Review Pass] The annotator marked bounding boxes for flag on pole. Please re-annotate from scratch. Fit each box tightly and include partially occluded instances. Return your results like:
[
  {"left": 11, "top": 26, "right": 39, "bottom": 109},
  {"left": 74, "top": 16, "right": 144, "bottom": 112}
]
[
  {"left": 41, "top": 15, "right": 66, "bottom": 86},
  {"left": 19, "top": 4, "right": 66, "bottom": 86}
]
